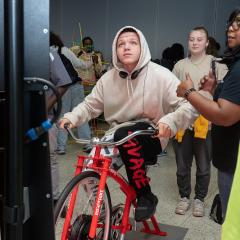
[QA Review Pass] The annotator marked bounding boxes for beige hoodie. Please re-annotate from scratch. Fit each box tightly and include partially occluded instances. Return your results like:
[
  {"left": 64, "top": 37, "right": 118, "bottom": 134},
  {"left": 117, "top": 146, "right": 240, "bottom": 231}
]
[{"left": 64, "top": 26, "right": 198, "bottom": 149}]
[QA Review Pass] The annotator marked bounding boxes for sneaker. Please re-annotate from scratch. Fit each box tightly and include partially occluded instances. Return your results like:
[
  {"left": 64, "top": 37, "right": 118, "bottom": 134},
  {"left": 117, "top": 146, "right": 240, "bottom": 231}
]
[
  {"left": 192, "top": 199, "right": 204, "bottom": 217},
  {"left": 175, "top": 197, "right": 191, "bottom": 215},
  {"left": 157, "top": 150, "right": 167, "bottom": 157},
  {"left": 56, "top": 149, "right": 66, "bottom": 155},
  {"left": 83, "top": 145, "right": 93, "bottom": 153},
  {"left": 135, "top": 193, "right": 158, "bottom": 222}
]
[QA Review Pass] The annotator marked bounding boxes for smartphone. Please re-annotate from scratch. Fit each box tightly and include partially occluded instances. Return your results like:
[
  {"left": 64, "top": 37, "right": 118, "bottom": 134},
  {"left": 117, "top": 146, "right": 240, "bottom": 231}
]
[{"left": 211, "top": 59, "right": 216, "bottom": 79}]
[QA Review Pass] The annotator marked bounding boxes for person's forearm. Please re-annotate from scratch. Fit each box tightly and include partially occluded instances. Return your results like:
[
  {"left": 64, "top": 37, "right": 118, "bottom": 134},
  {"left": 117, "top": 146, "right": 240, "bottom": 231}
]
[
  {"left": 65, "top": 47, "right": 92, "bottom": 69},
  {"left": 47, "top": 86, "right": 68, "bottom": 112},
  {"left": 186, "top": 91, "right": 228, "bottom": 126},
  {"left": 47, "top": 94, "right": 57, "bottom": 112}
]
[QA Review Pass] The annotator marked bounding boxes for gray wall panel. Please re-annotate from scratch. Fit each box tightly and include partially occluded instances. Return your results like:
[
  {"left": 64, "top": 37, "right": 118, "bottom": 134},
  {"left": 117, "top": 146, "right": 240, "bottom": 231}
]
[{"left": 50, "top": 0, "right": 240, "bottom": 61}]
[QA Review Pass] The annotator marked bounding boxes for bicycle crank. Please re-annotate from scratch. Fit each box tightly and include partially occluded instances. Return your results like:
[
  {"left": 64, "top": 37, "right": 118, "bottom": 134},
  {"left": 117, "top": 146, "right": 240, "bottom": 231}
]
[{"left": 69, "top": 214, "right": 106, "bottom": 240}]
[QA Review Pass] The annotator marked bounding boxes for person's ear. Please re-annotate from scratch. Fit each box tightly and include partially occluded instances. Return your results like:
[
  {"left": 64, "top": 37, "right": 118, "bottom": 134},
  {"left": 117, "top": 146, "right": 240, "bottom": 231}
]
[{"left": 206, "top": 40, "right": 209, "bottom": 48}]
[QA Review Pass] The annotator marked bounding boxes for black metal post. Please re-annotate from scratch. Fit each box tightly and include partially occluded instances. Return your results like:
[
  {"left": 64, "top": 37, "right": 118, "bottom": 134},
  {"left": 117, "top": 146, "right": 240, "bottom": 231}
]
[
  {"left": 0, "top": 0, "right": 6, "bottom": 237},
  {"left": 4, "top": 0, "right": 24, "bottom": 239},
  {"left": 1, "top": 0, "right": 55, "bottom": 239}
]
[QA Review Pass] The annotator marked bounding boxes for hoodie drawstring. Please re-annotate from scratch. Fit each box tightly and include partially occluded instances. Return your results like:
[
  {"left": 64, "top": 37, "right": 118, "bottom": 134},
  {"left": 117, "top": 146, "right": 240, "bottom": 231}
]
[{"left": 126, "top": 75, "right": 134, "bottom": 99}]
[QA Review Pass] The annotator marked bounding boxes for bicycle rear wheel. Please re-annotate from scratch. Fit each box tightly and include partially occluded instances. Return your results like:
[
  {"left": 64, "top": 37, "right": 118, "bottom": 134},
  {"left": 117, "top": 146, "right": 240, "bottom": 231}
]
[{"left": 55, "top": 171, "right": 112, "bottom": 240}]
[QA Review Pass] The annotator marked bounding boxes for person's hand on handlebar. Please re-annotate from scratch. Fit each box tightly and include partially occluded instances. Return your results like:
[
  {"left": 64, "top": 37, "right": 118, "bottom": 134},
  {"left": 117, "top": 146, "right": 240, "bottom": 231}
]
[
  {"left": 155, "top": 122, "right": 172, "bottom": 138},
  {"left": 59, "top": 118, "right": 74, "bottom": 129}
]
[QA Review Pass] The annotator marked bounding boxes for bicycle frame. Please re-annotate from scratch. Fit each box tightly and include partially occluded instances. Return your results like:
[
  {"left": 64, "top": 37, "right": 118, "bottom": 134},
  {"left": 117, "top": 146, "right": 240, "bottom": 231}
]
[{"left": 60, "top": 143, "right": 167, "bottom": 240}]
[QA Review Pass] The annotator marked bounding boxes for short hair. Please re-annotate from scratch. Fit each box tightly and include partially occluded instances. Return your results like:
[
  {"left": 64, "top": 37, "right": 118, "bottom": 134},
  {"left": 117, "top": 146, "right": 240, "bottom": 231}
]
[
  {"left": 82, "top": 37, "right": 93, "bottom": 45},
  {"left": 119, "top": 27, "right": 137, "bottom": 35},
  {"left": 190, "top": 26, "right": 209, "bottom": 40},
  {"left": 50, "top": 31, "right": 64, "bottom": 48},
  {"left": 171, "top": 43, "right": 184, "bottom": 61}
]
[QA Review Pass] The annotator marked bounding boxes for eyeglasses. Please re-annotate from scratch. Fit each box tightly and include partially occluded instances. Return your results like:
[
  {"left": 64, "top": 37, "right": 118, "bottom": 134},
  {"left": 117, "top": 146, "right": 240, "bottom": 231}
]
[{"left": 226, "top": 16, "right": 240, "bottom": 31}]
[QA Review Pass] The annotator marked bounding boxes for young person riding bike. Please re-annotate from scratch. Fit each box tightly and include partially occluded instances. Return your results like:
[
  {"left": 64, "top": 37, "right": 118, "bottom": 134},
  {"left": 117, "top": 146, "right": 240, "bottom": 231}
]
[{"left": 60, "top": 26, "right": 198, "bottom": 222}]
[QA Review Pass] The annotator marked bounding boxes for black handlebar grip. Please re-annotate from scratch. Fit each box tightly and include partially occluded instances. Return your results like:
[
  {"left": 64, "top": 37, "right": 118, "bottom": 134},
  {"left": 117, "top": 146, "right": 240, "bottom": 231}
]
[
  {"left": 154, "top": 129, "right": 159, "bottom": 136},
  {"left": 64, "top": 122, "right": 70, "bottom": 129}
]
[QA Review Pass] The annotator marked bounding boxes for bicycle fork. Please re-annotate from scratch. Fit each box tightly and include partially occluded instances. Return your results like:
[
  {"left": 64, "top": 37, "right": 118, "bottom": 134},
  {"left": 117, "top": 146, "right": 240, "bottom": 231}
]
[
  {"left": 61, "top": 156, "right": 85, "bottom": 240},
  {"left": 88, "top": 156, "right": 111, "bottom": 239}
]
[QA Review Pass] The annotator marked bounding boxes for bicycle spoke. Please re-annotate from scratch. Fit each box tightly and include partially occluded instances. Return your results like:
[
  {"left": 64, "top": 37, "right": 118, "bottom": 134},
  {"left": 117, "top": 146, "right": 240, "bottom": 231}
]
[{"left": 55, "top": 172, "right": 112, "bottom": 240}]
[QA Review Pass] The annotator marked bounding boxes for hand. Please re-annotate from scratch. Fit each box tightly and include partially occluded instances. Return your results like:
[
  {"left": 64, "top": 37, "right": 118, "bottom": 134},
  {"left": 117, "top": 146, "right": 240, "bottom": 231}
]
[
  {"left": 77, "top": 50, "right": 84, "bottom": 58},
  {"left": 199, "top": 70, "right": 217, "bottom": 95},
  {"left": 92, "top": 54, "right": 99, "bottom": 64},
  {"left": 156, "top": 122, "right": 172, "bottom": 138},
  {"left": 176, "top": 73, "right": 194, "bottom": 98},
  {"left": 59, "top": 118, "right": 74, "bottom": 129}
]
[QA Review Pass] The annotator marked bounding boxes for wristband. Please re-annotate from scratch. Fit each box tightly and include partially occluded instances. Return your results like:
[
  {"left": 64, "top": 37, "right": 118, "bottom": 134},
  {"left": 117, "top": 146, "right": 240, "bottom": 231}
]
[{"left": 184, "top": 88, "right": 196, "bottom": 99}]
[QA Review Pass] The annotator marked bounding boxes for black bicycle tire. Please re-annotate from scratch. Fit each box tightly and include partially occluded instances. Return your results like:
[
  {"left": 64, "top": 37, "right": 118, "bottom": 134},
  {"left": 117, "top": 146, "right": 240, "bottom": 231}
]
[{"left": 54, "top": 171, "right": 112, "bottom": 240}]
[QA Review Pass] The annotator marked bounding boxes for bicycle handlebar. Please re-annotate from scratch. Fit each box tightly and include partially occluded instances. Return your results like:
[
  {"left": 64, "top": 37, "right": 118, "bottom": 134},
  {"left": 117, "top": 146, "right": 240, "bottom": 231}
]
[{"left": 64, "top": 123, "right": 158, "bottom": 147}]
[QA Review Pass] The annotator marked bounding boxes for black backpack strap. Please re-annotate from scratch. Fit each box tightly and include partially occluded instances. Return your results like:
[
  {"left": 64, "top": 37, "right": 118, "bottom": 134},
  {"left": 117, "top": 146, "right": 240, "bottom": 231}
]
[{"left": 58, "top": 47, "right": 82, "bottom": 84}]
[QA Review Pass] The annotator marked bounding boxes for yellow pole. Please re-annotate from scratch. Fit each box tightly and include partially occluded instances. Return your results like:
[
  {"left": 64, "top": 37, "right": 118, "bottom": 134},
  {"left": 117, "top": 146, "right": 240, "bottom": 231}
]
[
  {"left": 222, "top": 145, "right": 240, "bottom": 239},
  {"left": 72, "top": 30, "right": 76, "bottom": 46},
  {"left": 78, "top": 22, "right": 83, "bottom": 48}
]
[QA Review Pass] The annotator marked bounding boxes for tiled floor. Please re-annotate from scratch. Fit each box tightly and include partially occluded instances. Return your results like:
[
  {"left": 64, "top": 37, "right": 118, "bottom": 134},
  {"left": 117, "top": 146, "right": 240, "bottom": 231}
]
[{"left": 58, "top": 140, "right": 221, "bottom": 240}]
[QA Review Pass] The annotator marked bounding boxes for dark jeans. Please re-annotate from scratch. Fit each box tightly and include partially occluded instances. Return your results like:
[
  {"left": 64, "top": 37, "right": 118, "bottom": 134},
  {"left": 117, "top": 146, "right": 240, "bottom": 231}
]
[
  {"left": 173, "top": 129, "right": 211, "bottom": 201},
  {"left": 218, "top": 170, "right": 234, "bottom": 219},
  {"left": 114, "top": 122, "right": 162, "bottom": 197}
]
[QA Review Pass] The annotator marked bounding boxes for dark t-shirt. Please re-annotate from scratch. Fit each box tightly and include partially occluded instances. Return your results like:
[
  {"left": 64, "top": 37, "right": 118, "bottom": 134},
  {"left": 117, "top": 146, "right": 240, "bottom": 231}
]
[{"left": 212, "top": 57, "right": 240, "bottom": 173}]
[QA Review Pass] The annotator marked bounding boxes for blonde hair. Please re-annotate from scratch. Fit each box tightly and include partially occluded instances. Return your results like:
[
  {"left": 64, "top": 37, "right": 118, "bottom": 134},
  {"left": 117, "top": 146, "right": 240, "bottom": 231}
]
[{"left": 189, "top": 26, "right": 209, "bottom": 40}]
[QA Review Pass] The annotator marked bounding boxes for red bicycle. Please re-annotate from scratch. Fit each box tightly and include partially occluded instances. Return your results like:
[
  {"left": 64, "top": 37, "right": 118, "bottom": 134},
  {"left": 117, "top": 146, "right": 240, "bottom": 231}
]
[{"left": 54, "top": 124, "right": 167, "bottom": 240}]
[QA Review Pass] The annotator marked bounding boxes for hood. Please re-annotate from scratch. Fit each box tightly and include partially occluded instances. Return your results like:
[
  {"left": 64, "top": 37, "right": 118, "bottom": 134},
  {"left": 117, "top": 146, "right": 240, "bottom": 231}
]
[{"left": 112, "top": 26, "right": 151, "bottom": 72}]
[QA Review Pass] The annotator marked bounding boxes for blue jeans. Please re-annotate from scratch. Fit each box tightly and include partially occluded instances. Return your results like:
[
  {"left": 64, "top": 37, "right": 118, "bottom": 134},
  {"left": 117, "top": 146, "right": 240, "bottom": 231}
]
[
  {"left": 218, "top": 170, "right": 234, "bottom": 219},
  {"left": 49, "top": 124, "right": 59, "bottom": 200},
  {"left": 57, "top": 83, "right": 91, "bottom": 151}
]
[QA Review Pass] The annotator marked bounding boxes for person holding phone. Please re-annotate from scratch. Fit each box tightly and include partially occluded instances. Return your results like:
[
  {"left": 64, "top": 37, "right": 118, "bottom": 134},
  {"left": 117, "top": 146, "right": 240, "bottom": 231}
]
[{"left": 172, "top": 26, "right": 228, "bottom": 217}]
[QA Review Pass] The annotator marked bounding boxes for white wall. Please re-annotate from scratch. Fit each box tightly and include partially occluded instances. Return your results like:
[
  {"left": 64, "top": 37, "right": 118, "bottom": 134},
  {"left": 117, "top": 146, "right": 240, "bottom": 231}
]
[{"left": 50, "top": 0, "right": 240, "bottom": 61}]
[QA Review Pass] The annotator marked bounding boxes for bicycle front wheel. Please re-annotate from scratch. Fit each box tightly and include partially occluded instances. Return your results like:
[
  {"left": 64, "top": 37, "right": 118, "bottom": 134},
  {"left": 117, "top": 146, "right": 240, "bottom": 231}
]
[{"left": 55, "top": 171, "right": 112, "bottom": 240}]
